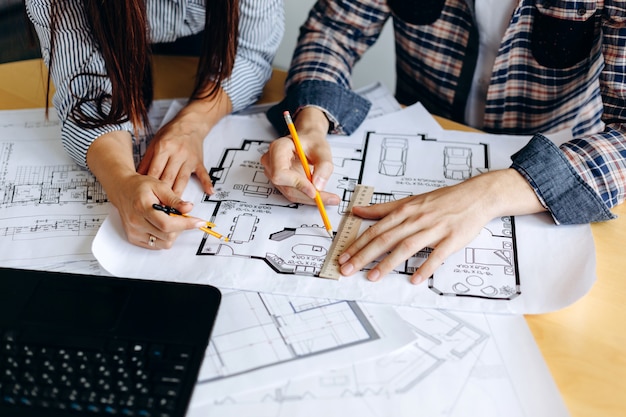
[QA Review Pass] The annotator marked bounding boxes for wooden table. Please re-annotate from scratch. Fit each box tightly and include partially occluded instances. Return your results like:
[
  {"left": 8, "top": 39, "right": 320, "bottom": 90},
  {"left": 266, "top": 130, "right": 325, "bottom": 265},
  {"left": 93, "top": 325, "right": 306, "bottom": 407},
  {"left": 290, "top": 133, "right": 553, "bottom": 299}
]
[{"left": 2, "top": 57, "right": 625, "bottom": 416}]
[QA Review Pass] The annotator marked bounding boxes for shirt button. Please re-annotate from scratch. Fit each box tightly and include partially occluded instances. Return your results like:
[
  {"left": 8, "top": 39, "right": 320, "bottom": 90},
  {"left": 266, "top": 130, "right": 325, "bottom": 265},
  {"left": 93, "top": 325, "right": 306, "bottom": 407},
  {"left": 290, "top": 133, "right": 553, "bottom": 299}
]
[{"left": 577, "top": 7, "right": 587, "bottom": 16}]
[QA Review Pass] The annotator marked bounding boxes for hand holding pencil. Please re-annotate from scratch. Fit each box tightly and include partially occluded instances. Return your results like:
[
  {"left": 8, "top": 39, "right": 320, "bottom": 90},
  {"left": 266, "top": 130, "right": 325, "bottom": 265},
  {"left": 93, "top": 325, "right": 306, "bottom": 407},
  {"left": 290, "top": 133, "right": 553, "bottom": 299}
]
[
  {"left": 283, "top": 111, "right": 334, "bottom": 238},
  {"left": 152, "top": 203, "right": 229, "bottom": 241}
]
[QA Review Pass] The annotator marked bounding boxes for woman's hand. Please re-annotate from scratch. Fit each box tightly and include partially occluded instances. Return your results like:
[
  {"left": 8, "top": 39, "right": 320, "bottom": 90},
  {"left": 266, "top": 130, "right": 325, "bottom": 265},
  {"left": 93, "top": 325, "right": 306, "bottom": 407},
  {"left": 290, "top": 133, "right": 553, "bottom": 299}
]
[
  {"left": 338, "top": 169, "right": 546, "bottom": 284},
  {"left": 87, "top": 129, "right": 209, "bottom": 249},
  {"left": 137, "top": 94, "right": 231, "bottom": 197},
  {"left": 261, "top": 107, "right": 340, "bottom": 205},
  {"left": 108, "top": 172, "right": 208, "bottom": 249}
]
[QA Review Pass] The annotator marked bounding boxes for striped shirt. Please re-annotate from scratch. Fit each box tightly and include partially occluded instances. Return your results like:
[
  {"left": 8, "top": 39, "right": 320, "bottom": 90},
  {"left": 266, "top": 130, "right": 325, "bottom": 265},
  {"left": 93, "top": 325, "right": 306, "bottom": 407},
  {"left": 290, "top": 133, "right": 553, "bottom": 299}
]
[
  {"left": 272, "top": 0, "right": 626, "bottom": 224},
  {"left": 26, "top": 0, "right": 284, "bottom": 169}
]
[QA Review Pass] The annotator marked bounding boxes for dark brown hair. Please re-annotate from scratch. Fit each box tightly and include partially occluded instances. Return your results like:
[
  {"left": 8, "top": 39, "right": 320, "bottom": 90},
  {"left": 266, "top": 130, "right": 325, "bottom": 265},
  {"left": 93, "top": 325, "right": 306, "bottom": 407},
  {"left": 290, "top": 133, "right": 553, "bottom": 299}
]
[{"left": 47, "top": 0, "right": 239, "bottom": 132}]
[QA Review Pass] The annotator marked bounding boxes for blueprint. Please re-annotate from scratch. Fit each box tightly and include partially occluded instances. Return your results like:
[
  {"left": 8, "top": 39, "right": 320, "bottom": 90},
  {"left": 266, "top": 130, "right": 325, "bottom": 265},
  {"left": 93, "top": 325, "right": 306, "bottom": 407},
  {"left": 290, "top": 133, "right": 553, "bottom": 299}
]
[
  {"left": 93, "top": 101, "right": 597, "bottom": 314},
  {"left": 188, "top": 308, "right": 569, "bottom": 417},
  {"left": 194, "top": 290, "right": 414, "bottom": 398},
  {"left": 0, "top": 98, "right": 415, "bottom": 393},
  {"left": 0, "top": 89, "right": 569, "bottom": 415},
  {"left": 0, "top": 101, "right": 173, "bottom": 271},
  {"left": 0, "top": 108, "right": 108, "bottom": 269}
]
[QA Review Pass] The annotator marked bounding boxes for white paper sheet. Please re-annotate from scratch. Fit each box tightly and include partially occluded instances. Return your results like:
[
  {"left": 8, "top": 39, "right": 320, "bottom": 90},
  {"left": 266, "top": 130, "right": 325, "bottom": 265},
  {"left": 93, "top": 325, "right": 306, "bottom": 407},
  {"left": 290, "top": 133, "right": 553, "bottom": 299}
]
[
  {"left": 0, "top": 101, "right": 173, "bottom": 272},
  {"left": 193, "top": 290, "right": 416, "bottom": 398},
  {"left": 0, "top": 91, "right": 570, "bottom": 415},
  {"left": 187, "top": 308, "right": 570, "bottom": 417},
  {"left": 0, "top": 108, "right": 109, "bottom": 269},
  {"left": 93, "top": 103, "right": 596, "bottom": 314}
]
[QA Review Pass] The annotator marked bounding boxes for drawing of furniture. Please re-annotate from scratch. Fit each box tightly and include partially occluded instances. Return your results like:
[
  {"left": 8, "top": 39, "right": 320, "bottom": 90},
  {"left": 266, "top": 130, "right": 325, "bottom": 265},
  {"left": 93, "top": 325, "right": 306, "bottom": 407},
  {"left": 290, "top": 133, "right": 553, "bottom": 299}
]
[
  {"left": 229, "top": 213, "right": 259, "bottom": 243},
  {"left": 241, "top": 183, "right": 273, "bottom": 198},
  {"left": 378, "top": 137, "right": 408, "bottom": 176},
  {"left": 443, "top": 146, "right": 472, "bottom": 180}
]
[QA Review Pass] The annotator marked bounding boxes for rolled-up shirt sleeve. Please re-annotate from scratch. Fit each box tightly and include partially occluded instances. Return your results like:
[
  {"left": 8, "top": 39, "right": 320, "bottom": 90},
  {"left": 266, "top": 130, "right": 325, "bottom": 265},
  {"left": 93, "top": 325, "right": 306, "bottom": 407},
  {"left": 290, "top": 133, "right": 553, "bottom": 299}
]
[
  {"left": 267, "top": 0, "right": 386, "bottom": 135},
  {"left": 511, "top": 133, "right": 617, "bottom": 224}
]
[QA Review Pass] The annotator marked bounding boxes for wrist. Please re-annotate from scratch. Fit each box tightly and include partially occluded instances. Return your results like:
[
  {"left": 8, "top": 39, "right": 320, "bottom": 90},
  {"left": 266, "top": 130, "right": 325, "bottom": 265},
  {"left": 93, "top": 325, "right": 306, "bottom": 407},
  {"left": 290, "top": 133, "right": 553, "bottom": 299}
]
[
  {"left": 293, "top": 106, "right": 330, "bottom": 136},
  {"left": 182, "top": 88, "right": 232, "bottom": 133},
  {"left": 478, "top": 169, "right": 545, "bottom": 218}
]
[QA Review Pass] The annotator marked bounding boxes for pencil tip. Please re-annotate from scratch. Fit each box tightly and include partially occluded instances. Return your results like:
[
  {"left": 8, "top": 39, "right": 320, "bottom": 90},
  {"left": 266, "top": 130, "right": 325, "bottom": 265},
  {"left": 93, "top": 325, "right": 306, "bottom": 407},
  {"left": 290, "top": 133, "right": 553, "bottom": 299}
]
[{"left": 327, "top": 230, "right": 334, "bottom": 239}]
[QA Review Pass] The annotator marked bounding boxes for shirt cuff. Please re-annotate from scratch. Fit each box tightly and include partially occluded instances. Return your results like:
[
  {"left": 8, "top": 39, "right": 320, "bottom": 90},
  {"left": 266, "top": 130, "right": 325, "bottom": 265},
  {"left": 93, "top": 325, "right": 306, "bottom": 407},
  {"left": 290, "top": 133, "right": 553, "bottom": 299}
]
[
  {"left": 510, "top": 133, "right": 616, "bottom": 224},
  {"left": 266, "top": 80, "right": 371, "bottom": 136}
]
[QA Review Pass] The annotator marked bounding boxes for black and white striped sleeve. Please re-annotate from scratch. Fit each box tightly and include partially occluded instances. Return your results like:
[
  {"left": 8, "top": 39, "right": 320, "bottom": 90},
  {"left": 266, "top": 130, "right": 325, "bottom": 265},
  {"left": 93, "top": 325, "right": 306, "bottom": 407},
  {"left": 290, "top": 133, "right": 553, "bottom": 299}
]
[
  {"left": 25, "top": 0, "right": 134, "bottom": 169},
  {"left": 224, "top": 0, "right": 284, "bottom": 112}
]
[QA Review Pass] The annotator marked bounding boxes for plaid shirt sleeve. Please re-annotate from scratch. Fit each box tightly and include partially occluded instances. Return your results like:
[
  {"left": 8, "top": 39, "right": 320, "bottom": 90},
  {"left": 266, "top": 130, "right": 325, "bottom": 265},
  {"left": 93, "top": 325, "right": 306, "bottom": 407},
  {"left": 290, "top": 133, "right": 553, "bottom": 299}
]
[
  {"left": 285, "top": 0, "right": 389, "bottom": 90},
  {"left": 267, "top": 0, "right": 388, "bottom": 135},
  {"left": 559, "top": 3, "right": 626, "bottom": 213}
]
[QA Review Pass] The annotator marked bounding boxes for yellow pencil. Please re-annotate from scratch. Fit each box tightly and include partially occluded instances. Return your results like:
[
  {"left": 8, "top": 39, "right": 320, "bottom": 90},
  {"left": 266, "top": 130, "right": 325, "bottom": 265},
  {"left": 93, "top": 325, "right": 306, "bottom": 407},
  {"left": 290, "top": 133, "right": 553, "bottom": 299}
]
[
  {"left": 153, "top": 203, "right": 229, "bottom": 241},
  {"left": 283, "top": 111, "right": 333, "bottom": 238},
  {"left": 199, "top": 226, "right": 229, "bottom": 242}
]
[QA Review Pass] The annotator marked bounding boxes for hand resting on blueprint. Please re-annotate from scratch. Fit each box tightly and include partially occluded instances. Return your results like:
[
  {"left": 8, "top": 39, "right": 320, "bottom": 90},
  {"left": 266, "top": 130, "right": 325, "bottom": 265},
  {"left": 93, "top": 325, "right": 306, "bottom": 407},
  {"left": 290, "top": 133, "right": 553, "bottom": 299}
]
[
  {"left": 338, "top": 168, "right": 545, "bottom": 284},
  {"left": 262, "top": 108, "right": 547, "bottom": 285}
]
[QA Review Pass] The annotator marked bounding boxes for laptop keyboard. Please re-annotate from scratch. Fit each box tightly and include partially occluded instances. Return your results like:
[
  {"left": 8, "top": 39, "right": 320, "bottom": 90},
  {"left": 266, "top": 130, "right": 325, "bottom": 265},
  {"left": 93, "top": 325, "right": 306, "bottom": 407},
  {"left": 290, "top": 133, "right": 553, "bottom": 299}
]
[{"left": 0, "top": 329, "right": 195, "bottom": 416}]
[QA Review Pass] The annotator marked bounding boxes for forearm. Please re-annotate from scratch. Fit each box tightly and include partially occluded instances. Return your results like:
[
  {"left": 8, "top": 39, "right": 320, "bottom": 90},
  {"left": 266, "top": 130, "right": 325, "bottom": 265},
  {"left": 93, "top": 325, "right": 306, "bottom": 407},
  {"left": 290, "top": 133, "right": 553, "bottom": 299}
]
[
  {"left": 477, "top": 169, "right": 546, "bottom": 219},
  {"left": 86, "top": 130, "right": 137, "bottom": 207},
  {"left": 182, "top": 87, "right": 232, "bottom": 137}
]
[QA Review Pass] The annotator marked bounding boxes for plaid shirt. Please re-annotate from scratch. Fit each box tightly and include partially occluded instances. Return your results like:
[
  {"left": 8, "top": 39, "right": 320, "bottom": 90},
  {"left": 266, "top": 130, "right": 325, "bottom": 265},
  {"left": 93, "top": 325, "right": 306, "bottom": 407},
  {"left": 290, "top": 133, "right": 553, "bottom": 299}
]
[{"left": 269, "top": 0, "right": 626, "bottom": 224}]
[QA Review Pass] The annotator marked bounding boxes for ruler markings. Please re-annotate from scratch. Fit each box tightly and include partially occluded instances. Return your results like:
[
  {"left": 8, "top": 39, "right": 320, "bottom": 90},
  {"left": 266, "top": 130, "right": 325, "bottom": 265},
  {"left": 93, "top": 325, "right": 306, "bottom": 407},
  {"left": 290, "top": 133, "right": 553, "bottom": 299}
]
[{"left": 319, "top": 184, "right": 375, "bottom": 280}]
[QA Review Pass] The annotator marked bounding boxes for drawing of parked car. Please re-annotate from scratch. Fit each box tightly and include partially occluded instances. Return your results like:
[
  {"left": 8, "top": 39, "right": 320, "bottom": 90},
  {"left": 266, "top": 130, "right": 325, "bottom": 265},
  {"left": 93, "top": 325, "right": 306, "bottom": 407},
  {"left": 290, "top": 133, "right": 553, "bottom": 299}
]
[
  {"left": 379, "top": 137, "right": 408, "bottom": 176},
  {"left": 443, "top": 146, "right": 472, "bottom": 180}
]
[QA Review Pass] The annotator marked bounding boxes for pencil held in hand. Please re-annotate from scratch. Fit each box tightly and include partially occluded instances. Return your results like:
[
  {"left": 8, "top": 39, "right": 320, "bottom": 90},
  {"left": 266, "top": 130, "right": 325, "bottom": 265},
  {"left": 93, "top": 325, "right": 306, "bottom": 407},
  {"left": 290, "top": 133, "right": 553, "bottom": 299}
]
[
  {"left": 283, "top": 111, "right": 333, "bottom": 238},
  {"left": 152, "top": 203, "right": 229, "bottom": 241}
]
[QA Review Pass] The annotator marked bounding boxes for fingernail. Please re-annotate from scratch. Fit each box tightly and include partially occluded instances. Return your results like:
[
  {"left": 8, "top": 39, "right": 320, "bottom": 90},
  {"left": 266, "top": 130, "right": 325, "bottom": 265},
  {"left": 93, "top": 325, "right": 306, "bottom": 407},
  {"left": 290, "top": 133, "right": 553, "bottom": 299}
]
[
  {"left": 329, "top": 195, "right": 341, "bottom": 205},
  {"left": 313, "top": 177, "right": 327, "bottom": 191},
  {"left": 338, "top": 253, "right": 350, "bottom": 264},
  {"left": 368, "top": 269, "right": 380, "bottom": 282},
  {"left": 195, "top": 221, "right": 206, "bottom": 228},
  {"left": 340, "top": 263, "right": 354, "bottom": 275},
  {"left": 411, "top": 274, "right": 424, "bottom": 285}
]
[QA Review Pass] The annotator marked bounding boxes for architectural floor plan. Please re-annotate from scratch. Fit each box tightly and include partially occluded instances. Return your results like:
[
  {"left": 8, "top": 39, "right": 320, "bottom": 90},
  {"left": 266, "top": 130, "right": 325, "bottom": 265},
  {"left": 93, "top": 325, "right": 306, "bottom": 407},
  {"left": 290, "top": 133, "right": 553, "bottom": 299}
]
[
  {"left": 0, "top": 94, "right": 572, "bottom": 416},
  {"left": 193, "top": 130, "right": 520, "bottom": 301},
  {"left": 194, "top": 291, "right": 414, "bottom": 398},
  {"left": 189, "top": 306, "right": 569, "bottom": 417},
  {"left": 93, "top": 94, "right": 596, "bottom": 314}
]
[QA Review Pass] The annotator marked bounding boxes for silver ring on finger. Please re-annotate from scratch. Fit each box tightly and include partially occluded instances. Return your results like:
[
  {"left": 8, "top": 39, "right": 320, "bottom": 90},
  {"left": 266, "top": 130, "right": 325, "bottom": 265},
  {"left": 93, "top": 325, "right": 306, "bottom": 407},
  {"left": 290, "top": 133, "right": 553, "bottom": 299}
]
[{"left": 148, "top": 234, "right": 157, "bottom": 247}]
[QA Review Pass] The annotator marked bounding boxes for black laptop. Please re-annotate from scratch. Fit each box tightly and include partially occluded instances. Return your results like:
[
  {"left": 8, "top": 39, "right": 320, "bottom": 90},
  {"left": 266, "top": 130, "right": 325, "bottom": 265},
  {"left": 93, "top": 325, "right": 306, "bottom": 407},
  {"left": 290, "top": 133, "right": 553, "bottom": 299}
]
[{"left": 0, "top": 267, "right": 221, "bottom": 417}]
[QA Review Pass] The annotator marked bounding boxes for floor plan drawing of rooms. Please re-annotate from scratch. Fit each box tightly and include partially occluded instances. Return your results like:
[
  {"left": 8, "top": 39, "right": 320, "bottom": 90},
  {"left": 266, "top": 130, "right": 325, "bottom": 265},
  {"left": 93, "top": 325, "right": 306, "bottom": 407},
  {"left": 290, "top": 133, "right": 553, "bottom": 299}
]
[
  {"left": 190, "top": 131, "right": 521, "bottom": 301},
  {"left": 0, "top": 110, "right": 112, "bottom": 268},
  {"left": 191, "top": 290, "right": 415, "bottom": 399},
  {"left": 0, "top": 141, "right": 109, "bottom": 240},
  {"left": 191, "top": 306, "right": 500, "bottom": 417}
]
